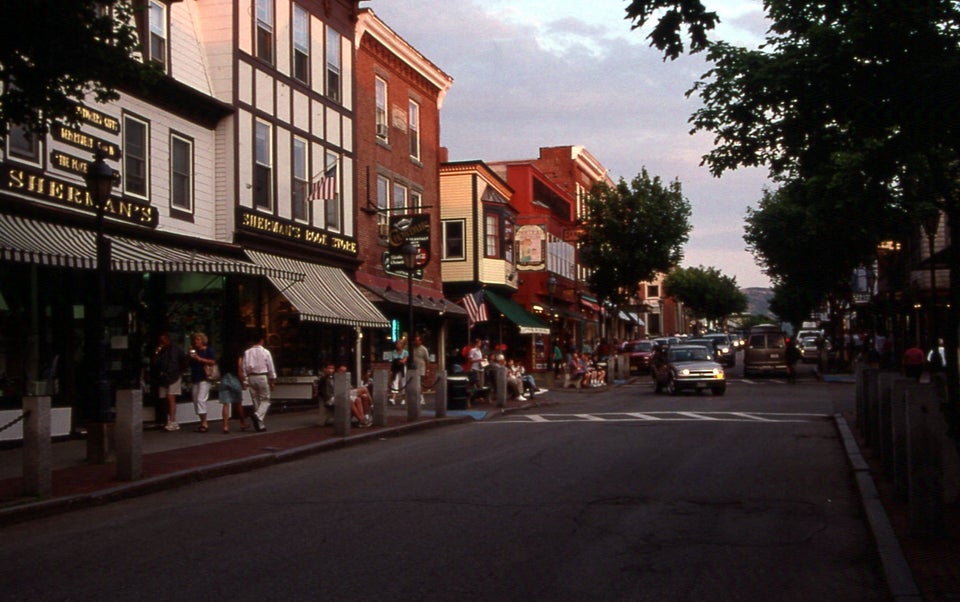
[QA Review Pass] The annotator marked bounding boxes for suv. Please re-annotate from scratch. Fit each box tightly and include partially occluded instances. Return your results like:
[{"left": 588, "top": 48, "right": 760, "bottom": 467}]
[
  {"left": 621, "top": 339, "right": 655, "bottom": 374},
  {"left": 702, "top": 333, "right": 736, "bottom": 367},
  {"left": 743, "top": 324, "right": 788, "bottom": 377},
  {"left": 651, "top": 344, "right": 726, "bottom": 396}
]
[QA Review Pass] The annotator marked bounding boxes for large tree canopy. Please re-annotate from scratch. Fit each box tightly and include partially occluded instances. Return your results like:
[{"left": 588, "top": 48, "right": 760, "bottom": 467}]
[
  {"left": 0, "top": 0, "right": 150, "bottom": 134},
  {"left": 662, "top": 265, "right": 747, "bottom": 329},
  {"left": 578, "top": 169, "right": 691, "bottom": 306},
  {"left": 625, "top": 0, "right": 960, "bottom": 436}
]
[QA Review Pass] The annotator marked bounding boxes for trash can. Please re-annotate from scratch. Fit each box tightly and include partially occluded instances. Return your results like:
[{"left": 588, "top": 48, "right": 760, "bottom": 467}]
[{"left": 447, "top": 375, "right": 470, "bottom": 410}]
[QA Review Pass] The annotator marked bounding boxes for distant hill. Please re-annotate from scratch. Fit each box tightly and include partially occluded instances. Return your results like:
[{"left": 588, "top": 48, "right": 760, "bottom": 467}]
[{"left": 742, "top": 287, "right": 773, "bottom": 317}]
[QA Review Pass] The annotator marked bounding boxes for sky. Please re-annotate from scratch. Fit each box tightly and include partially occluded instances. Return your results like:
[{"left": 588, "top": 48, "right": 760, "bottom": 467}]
[{"left": 363, "top": 1, "right": 774, "bottom": 289}]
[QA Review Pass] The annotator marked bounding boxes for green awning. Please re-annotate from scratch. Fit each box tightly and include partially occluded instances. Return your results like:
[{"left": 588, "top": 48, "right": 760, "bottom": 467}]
[{"left": 483, "top": 290, "right": 550, "bottom": 335}]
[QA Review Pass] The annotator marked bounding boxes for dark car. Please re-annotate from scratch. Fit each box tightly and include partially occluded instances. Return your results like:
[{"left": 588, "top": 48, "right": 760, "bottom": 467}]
[
  {"left": 651, "top": 344, "right": 726, "bottom": 396},
  {"left": 622, "top": 339, "right": 655, "bottom": 374},
  {"left": 702, "top": 333, "right": 737, "bottom": 368}
]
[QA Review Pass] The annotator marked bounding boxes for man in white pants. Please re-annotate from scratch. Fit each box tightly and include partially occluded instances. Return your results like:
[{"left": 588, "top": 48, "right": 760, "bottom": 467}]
[{"left": 241, "top": 331, "right": 276, "bottom": 432}]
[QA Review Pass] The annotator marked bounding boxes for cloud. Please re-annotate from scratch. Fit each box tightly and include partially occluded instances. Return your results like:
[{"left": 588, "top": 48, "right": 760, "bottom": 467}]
[{"left": 363, "top": 0, "right": 773, "bottom": 289}]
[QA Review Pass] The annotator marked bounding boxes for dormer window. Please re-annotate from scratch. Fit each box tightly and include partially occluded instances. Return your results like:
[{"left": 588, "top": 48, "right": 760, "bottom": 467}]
[{"left": 148, "top": 1, "right": 167, "bottom": 69}]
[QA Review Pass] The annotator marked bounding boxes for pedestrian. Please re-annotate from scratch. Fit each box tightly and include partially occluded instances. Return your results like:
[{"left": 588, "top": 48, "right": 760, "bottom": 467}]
[
  {"left": 785, "top": 337, "right": 801, "bottom": 384},
  {"left": 903, "top": 340, "right": 925, "bottom": 381},
  {"left": 389, "top": 339, "right": 408, "bottom": 403},
  {"left": 552, "top": 341, "right": 564, "bottom": 377},
  {"left": 410, "top": 335, "right": 429, "bottom": 405},
  {"left": 318, "top": 362, "right": 336, "bottom": 425},
  {"left": 188, "top": 332, "right": 217, "bottom": 433},
  {"left": 152, "top": 332, "right": 185, "bottom": 432},
  {"left": 241, "top": 330, "right": 276, "bottom": 432},
  {"left": 468, "top": 338, "right": 485, "bottom": 387},
  {"left": 216, "top": 338, "right": 249, "bottom": 433},
  {"left": 927, "top": 338, "right": 946, "bottom": 374}
]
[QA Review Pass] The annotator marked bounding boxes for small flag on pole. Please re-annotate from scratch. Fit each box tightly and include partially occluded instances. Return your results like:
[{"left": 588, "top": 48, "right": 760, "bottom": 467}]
[
  {"left": 309, "top": 163, "right": 337, "bottom": 201},
  {"left": 461, "top": 290, "right": 488, "bottom": 326}
]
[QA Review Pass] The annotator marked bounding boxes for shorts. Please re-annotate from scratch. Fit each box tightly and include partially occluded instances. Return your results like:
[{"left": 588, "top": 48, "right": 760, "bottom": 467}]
[{"left": 159, "top": 378, "right": 182, "bottom": 397}]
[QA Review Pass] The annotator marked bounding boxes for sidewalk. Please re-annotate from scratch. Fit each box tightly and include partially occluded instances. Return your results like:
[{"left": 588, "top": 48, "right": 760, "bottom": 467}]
[{"left": 0, "top": 388, "right": 563, "bottom": 525}]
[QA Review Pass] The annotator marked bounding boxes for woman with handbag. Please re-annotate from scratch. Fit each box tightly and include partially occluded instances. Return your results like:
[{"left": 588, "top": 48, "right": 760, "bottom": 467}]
[{"left": 189, "top": 332, "right": 217, "bottom": 433}]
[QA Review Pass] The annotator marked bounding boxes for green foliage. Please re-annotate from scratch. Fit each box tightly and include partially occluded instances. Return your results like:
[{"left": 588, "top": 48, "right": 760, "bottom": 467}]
[
  {"left": 624, "top": 0, "right": 720, "bottom": 60},
  {"left": 577, "top": 168, "right": 692, "bottom": 305},
  {"left": 0, "top": 0, "right": 152, "bottom": 134},
  {"left": 663, "top": 265, "right": 747, "bottom": 327}
]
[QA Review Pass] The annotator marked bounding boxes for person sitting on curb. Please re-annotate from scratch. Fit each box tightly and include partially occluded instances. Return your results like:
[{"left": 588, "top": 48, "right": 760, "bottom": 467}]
[
  {"left": 338, "top": 365, "right": 372, "bottom": 427},
  {"left": 495, "top": 354, "right": 527, "bottom": 401},
  {"left": 507, "top": 358, "right": 538, "bottom": 398}
]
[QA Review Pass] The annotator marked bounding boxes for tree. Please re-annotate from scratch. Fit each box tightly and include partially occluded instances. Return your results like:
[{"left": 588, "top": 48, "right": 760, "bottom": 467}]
[
  {"left": 626, "top": 0, "right": 960, "bottom": 445},
  {"left": 577, "top": 169, "right": 692, "bottom": 306},
  {"left": 662, "top": 265, "right": 747, "bottom": 330},
  {"left": 0, "top": 0, "right": 152, "bottom": 135}
]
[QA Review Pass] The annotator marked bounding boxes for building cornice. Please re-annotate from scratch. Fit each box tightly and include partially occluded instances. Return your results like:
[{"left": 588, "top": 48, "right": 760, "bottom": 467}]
[{"left": 356, "top": 9, "right": 454, "bottom": 108}]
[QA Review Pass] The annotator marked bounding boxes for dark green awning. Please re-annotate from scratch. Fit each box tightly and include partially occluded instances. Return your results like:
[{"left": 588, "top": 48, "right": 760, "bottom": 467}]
[{"left": 483, "top": 290, "right": 550, "bottom": 335}]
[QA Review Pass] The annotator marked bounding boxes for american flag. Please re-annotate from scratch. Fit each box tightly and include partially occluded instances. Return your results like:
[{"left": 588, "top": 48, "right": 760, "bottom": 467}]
[
  {"left": 308, "top": 164, "right": 337, "bottom": 201},
  {"left": 461, "top": 290, "right": 488, "bottom": 326}
]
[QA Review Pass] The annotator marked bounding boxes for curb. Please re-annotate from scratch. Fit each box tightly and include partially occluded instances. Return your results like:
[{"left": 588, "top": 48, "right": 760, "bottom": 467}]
[
  {"left": 0, "top": 415, "right": 472, "bottom": 527},
  {"left": 834, "top": 413, "right": 922, "bottom": 601}
]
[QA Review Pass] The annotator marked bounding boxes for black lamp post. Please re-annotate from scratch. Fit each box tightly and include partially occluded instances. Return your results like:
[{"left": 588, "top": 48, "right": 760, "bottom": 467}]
[
  {"left": 401, "top": 241, "right": 418, "bottom": 339},
  {"left": 85, "top": 148, "right": 115, "bottom": 425},
  {"left": 547, "top": 274, "right": 557, "bottom": 333},
  {"left": 922, "top": 210, "right": 940, "bottom": 349}
]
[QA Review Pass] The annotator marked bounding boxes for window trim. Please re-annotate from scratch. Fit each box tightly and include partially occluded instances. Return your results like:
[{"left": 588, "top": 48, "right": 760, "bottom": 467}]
[
  {"left": 375, "top": 77, "right": 388, "bottom": 141},
  {"left": 254, "top": 120, "right": 273, "bottom": 210},
  {"left": 292, "top": 137, "right": 309, "bottom": 222},
  {"left": 123, "top": 113, "right": 150, "bottom": 200},
  {"left": 6, "top": 124, "right": 42, "bottom": 166},
  {"left": 442, "top": 219, "right": 465, "bottom": 261},
  {"left": 484, "top": 213, "right": 500, "bottom": 258},
  {"left": 255, "top": 0, "right": 274, "bottom": 64},
  {"left": 169, "top": 132, "right": 194, "bottom": 214},
  {"left": 147, "top": 0, "right": 168, "bottom": 69},
  {"left": 408, "top": 99, "right": 420, "bottom": 160},
  {"left": 325, "top": 27, "right": 341, "bottom": 102},
  {"left": 292, "top": 4, "right": 310, "bottom": 84}
]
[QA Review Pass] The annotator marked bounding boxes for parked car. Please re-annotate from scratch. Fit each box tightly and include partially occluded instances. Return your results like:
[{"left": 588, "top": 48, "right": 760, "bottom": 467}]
[
  {"left": 621, "top": 339, "right": 655, "bottom": 374},
  {"left": 743, "top": 324, "right": 788, "bottom": 377},
  {"left": 702, "top": 333, "right": 737, "bottom": 367},
  {"left": 651, "top": 344, "right": 726, "bottom": 396}
]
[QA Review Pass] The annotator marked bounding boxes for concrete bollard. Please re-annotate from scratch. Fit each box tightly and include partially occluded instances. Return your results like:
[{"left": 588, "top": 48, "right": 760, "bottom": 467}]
[
  {"left": 494, "top": 365, "right": 507, "bottom": 408},
  {"left": 115, "top": 389, "right": 143, "bottom": 481},
  {"left": 434, "top": 370, "right": 447, "bottom": 418},
  {"left": 406, "top": 370, "right": 421, "bottom": 421},
  {"left": 862, "top": 368, "right": 879, "bottom": 447},
  {"left": 891, "top": 378, "right": 911, "bottom": 501},
  {"left": 906, "top": 383, "right": 946, "bottom": 538},
  {"left": 22, "top": 396, "right": 52, "bottom": 497},
  {"left": 372, "top": 368, "right": 389, "bottom": 427},
  {"left": 332, "top": 372, "right": 350, "bottom": 436}
]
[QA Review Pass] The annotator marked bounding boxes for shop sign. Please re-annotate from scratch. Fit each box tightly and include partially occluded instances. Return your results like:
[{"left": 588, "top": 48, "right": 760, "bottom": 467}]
[
  {"left": 384, "top": 213, "right": 430, "bottom": 278},
  {"left": 2, "top": 164, "right": 157, "bottom": 227},
  {"left": 237, "top": 207, "right": 359, "bottom": 257},
  {"left": 562, "top": 226, "right": 584, "bottom": 242},
  {"left": 515, "top": 224, "right": 546, "bottom": 270},
  {"left": 51, "top": 124, "right": 121, "bottom": 161},
  {"left": 74, "top": 104, "right": 121, "bottom": 135}
]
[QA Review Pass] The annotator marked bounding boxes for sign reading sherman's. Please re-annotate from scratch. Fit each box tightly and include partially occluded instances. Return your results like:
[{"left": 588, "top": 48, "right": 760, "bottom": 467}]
[
  {"left": 237, "top": 207, "right": 359, "bottom": 257},
  {"left": 2, "top": 164, "right": 157, "bottom": 227}
]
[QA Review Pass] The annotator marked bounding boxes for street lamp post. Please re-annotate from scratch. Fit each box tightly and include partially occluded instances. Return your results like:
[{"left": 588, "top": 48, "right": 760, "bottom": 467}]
[
  {"left": 922, "top": 210, "right": 940, "bottom": 349},
  {"left": 547, "top": 273, "right": 557, "bottom": 332},
  {"left": 401, "top": 241, "right": 418, "bottom": 420},
  {"left": 85, "top": 149, "right": 115, "bottom": 461}
]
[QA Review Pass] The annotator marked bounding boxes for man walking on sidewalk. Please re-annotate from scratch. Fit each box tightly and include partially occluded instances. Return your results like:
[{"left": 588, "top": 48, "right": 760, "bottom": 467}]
[{"left": 241, "top": 330, "right": 276, "bottom": 431}]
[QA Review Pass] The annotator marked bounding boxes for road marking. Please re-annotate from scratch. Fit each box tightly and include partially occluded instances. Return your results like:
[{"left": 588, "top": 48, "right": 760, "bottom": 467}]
[{"left": 484, "top": 411, "right": 829, "bottom": 424}]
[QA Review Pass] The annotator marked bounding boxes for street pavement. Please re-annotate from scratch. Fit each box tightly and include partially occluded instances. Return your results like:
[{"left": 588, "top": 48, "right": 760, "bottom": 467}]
[{"left": 0, "top": 374, "right": 957, "bottom": 600}]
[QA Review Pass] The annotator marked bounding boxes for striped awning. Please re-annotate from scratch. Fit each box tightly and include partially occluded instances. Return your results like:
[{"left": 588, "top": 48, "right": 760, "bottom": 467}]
[
  {"left": 246, "top": 251, "right": 390, "bottom": 329},
  {"left": 0, "top": 213, "right": 302, "bottom": 280}
]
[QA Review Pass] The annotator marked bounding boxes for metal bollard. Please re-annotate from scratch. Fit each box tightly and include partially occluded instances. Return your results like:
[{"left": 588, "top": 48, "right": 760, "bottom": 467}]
[
  {"left": 406, "top": 370, "right": 421, "bottom": 421},
  {"left": 434, "top": 370, "right": 447, "bottom": 418},
  {"left": 115, "top": 389, "right": 143, "bottom": 481},
  {"left": 22, "top": 396, "right": 52, "bottom": 497},
  {"left": 333, "top": 371, "right": 350, "bottom": 436},
  {"left": 372, "top": 368, "right": 389, "bottom": 427}
]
